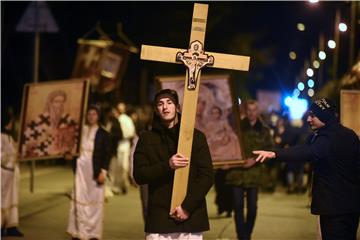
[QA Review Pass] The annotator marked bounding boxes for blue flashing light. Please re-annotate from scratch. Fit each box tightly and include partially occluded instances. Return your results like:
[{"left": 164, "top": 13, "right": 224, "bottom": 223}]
[
  {"left": 307, "top": 79, "right": 315, "bottom": 88},
  {"left": 284, "top": 96, "right": 292, "bottom": 107},
  {"left": 284, "top": 96, "right": 308, "bottom": 120}
]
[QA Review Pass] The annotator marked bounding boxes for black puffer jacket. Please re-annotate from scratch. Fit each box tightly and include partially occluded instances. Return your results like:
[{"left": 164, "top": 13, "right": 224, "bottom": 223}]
[
  {"left": 275, "top": 118, "right": 360, "bottom": 215},
  {"left": 133, "top": 114, "right": 214, "bottom": 233}
]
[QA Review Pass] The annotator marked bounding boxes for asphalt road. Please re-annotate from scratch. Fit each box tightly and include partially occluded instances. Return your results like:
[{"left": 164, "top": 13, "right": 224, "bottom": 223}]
[{"left": 3, "top": 163, "right": 328, "bottom": 240}]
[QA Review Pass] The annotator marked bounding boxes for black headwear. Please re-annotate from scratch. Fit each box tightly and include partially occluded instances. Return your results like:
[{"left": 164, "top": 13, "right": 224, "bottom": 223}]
[
  {"left": 154, "top": 89, "right": 179, "bottom": 106},
  {"left": 309, "top": 98, "right": 337, "bottom": 123}
]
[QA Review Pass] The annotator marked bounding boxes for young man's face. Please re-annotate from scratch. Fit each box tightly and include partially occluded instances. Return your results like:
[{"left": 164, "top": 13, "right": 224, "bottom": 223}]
[
  {"left": 156, "top": 97, "right": 178, "bottom": 123},
  {"left": 307, "top": 112, "right": 325, "bottom": 130}
]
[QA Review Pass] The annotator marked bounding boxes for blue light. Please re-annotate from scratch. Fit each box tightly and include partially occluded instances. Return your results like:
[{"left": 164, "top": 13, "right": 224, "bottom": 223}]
[
  {"left": 297, "top": 82, "right": 305, "bottom": 91},
  {"left": 307, "top": 79, "right": 315, "bottom": 88},
  {"left": 284, "top": 96, "right": 308, "bottom": 120},
  {"left": 293, "top": 88, "right": 300, "bottom": 97},
  {"left": 284, "top": 96, "right": 292, "bottom": 106}
]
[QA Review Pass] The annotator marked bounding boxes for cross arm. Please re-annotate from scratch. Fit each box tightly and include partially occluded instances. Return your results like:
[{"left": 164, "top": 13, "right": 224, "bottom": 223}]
[
  {"left": 141, "top": 44, "right": 250, "bottom": 72},
  {"left": 140, "top": 45, "right": 183, "bottom": 64},
  {"left": 206, "top": 51, "right": 250, "bottom": 71}
]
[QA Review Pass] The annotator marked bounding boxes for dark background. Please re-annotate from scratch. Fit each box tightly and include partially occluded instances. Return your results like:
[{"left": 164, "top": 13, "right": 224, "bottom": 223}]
[{"left": 2, "top": 1, "right": 357, "bottom": 114}]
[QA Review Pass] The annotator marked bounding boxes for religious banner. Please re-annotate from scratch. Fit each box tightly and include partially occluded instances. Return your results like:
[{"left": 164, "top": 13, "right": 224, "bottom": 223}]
[
  {"left": 340, "top": 90, "right": 360, "bottom": 136},
  {"left": 18, "top": 79, "right": 90, "bottom": 161},
  {"left": 72, "top": 39, "right": 130, "bottom": 94},
  {"left": 157, "top": 74, "right": 245, "bottom": 167}
]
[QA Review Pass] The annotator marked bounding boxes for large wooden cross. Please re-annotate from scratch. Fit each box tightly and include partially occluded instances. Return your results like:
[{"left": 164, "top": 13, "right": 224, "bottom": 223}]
[{"left": 141, "top": 3, "right": 250, "bottom": 211}]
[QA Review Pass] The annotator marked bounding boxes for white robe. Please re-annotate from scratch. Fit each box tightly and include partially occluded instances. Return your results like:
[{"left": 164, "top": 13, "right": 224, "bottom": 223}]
[
  {"left": 145, "top": 232, "right": 203, "bottom": 240},
  {"left": 1, "top": 133, "right": 20, "bottom": 228},
  {"left": 67, "top": 126, "right": 104, "bottom": 240},
  {"left": 110, "top": 113, "right": 135, "bottom": 192}
]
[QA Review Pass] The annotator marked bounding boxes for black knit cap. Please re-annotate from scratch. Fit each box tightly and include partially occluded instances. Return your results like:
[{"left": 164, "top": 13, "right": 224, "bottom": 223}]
[
  {"left": 309, "top": 98, "right": 336, "bottom": 123},
  {"left": 154, "top": 89, "right": 179, "bottom": 105}
]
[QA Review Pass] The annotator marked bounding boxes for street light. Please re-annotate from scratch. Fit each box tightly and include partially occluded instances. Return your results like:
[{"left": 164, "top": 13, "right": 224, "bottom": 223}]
[
  {"left": 297, "top": 82, "right": 305, "bottom": 91},
  {"left": 328, "top": 40, "right": 336, "bottom": 49},
  {"left": 309, "top": 0, "right": 319, "bottom": 3},
  {"left": 308, "top": 89, "right": 315, "bottom": 97},
  {"left": 318, "top": 51, "right": 326, "bottom": 60},
  {"left": 306, "top": 68, "right": 314, "bottom": 77},
  {"left": 307, "top": 79, "right": 315, "bottom": 88},
  {"left": 297, "top": 23, "right": 305, "bottom": 31},
  {"left": 289, "top": 51, "right": 297, "bottom": 60},
  {"left": 313, "top": 60, "right": 320, "bottom": 69},
  {"left": 339, "top": 23, "right": 347, "bottom": 32}
]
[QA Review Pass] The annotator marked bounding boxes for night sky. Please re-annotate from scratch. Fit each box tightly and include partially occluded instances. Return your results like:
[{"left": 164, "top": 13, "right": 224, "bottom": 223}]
[{"left": 1, "top": 1, "right": 356, "bottom": 114}]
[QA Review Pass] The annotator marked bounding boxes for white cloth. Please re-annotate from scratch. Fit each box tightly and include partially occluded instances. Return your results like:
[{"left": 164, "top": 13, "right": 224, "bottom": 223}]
[
  {"left": 145, "top": 232, "right": 203, "bottom": 240},
  {"left": 1, "top": 133, "right": 20, "bottom": 227},
  {"left": 67, "top": 126, "right": 104, "bottom": 240},
  {"left": 111, "top": 113, "right": 135, "bottom": 192}
]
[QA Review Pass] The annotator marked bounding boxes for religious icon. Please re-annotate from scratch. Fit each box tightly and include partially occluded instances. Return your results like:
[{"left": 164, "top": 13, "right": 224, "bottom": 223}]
[
  {"left": 72, "top": 39, "right": 130, "bottom": 94},
  {"left": 18, "top": 79, "right": 89, "bottom": 161},
  {"left": 340, "top": 90, "right": 360, "bottom": 136},
  {"left": 157, "top": 74, "right": 245, "bottom": 167}
]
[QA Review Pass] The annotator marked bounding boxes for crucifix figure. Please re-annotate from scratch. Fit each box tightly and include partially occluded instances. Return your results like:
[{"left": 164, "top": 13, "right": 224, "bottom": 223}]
[
  {"left": 176, "top": 40, "right": 214, "bottom": 90},
  {"left": 141, "top": 3, "right": 250, "bottom": 212}
]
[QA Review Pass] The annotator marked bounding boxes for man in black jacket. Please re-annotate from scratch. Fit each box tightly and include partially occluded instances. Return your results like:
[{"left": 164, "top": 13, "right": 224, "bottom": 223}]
[
  {"left": 133, "top": 89, "right": 214, "bottom": 240},
  {"left": 253, "top": 98, "right": 360, "bottom": 240}
]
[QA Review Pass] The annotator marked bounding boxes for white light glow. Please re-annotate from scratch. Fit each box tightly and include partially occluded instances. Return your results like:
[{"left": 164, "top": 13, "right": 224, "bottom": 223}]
[
  {"left": 328, "top": 40, "right": 336, "bottom": 49},
  {"left": 308, "top": 89, "right": 315, "bottom": 97},
  {"left": 313, "top": 60, "right": 320, "bottom": 69},
  {"left": 297, "top": 23, "right": 305, "bottom": 31},
  {"left": 289, "top": 51, "right": 297, "bottom": 60},
  {"left": 339, "top": 23, "right": 347, "bottom": 32},
  {"left": 318, "top": 51, "right": 326, "bottom": 60},
  {"left": 306, "top": 68, "right": 314, "bottom": 77}
]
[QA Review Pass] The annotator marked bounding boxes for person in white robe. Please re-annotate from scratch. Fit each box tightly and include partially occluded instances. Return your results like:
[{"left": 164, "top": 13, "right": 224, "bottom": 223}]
[
  {"left": 66, "top": 105, "right": 110, "bottom": 240},
  {"left": 1, "top": 112, "right": 24, "bottom": 237},
  {"left": 112, "top": 102, "right": 135, "bottom": 195}
]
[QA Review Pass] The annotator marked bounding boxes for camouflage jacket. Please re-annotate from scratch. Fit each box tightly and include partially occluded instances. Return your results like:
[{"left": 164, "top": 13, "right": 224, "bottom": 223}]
[{"left": 226, "top": 118, "right": 274, "bottom": 187}]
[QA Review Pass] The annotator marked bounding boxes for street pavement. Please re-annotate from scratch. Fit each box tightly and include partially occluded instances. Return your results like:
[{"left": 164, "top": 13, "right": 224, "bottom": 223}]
[{"left": 3, "top": 163, "right": 327, "bottom": 240}]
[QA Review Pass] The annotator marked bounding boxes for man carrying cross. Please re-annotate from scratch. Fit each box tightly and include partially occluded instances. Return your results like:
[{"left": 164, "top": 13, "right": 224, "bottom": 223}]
[{"left": 133, "top": 89, "right": 213, "bottom": 240}]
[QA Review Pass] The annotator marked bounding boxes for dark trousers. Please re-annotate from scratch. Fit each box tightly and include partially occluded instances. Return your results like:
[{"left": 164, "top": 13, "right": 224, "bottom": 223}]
[
  {"left": 320, "top": 213, "right": 359, "bottom": 240},
  {"left": 215, "top": 169, "right": 233, "bottom": 215},
  {"left": 233, "top": 187, "right": 258, "bottom": 240}
]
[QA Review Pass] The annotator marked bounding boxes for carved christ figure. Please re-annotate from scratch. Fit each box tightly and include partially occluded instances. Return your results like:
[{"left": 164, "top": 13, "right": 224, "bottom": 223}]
[{"left": 176, "top": 40, "right": 214, "bottom": 90}]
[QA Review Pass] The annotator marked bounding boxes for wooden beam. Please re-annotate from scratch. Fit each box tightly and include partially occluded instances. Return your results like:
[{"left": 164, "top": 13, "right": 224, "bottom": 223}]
[
  {"left": 170, "top": 3, "right": 209, "bottom": 211},
  {"left": 141, "top": 45, "right": 250, "bottom": 72},
  {"left": 140, "top": 45, "right": 179, "bottom": 64}
]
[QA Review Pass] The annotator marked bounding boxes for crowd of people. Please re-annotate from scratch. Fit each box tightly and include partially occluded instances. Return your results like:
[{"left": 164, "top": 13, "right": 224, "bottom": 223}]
[{"left": 2, "top": 91, "right": 359, "bottom": 240}]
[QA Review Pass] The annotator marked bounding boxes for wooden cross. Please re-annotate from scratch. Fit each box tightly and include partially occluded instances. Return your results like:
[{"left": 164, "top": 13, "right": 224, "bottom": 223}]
[{"left": 140, "top": 3, "right": 250, "bottom": 211}]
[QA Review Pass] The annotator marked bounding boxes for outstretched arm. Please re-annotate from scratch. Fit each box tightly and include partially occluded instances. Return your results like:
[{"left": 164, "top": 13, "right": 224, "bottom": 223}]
[{"left": 253, "top": 150, "right": 276, "bottom": 163}]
